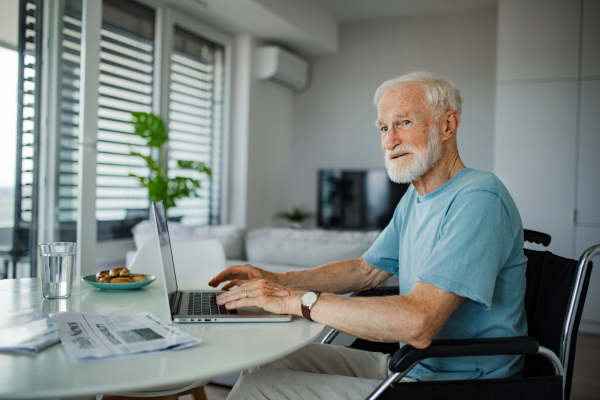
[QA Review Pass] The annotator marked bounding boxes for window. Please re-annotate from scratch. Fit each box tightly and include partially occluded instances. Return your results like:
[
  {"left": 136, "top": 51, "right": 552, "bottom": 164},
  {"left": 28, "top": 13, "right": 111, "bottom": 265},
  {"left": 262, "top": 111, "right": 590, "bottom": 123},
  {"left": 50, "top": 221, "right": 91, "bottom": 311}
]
[
  {"left": 97, "top": 0, "right": 155, "bottom": 228},
  {"left": 57, "top": 0, "right": 82, "bottom": 242},
  {"left": 58, "top": 0, "right": 156, "bottom": 241},
  {"left": 53, "top": 0, "right": 226, "bottom": 242},
  {"left": 168, "top": 27, "right": 224, "bottom": 225},
  {"left": 0, "top": 46, "right": 18, "bottom": 230}
]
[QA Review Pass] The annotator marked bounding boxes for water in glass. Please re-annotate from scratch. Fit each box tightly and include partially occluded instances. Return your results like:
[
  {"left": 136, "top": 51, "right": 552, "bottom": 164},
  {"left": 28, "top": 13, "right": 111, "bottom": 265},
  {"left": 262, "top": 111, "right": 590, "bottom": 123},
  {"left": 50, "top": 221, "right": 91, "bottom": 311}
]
[{"left": 40, "top": 251, "right": 75, "bottom": 299}]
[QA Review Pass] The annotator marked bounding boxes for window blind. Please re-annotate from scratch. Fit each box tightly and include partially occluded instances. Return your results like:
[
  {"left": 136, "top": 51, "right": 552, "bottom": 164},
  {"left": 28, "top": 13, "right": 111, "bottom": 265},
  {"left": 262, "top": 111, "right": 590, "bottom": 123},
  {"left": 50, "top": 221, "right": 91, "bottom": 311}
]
[
  {"left": 12, "top": 0, "right": 43, "bottom": 275},
  {"left": 168, "top": 26, "right": 224, "bottom": 225},
  {"left": 58, "top": 0, "right": 155, "bottom": 240},
  {"left": 16, "top": 0, "right": 40, "bottom": 225},
  {"left": 96, "top": 0, "right": 155, "bottom": 227},
  {"left": 58, "top": 1, "right": 82, "bottom": 237}
]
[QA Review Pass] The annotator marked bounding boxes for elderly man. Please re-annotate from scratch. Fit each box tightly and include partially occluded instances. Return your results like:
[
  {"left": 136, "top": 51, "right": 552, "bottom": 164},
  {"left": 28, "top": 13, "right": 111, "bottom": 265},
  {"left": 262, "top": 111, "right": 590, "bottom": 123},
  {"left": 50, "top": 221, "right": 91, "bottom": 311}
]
[{"left": 209, "top": 71, "right": 528, "bottom": 399}]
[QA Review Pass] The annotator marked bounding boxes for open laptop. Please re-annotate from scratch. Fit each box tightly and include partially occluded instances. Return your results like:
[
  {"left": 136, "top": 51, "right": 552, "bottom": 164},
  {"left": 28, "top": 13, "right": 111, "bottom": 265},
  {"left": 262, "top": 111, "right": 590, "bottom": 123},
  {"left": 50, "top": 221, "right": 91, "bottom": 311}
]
[{"left": 152, "top": 200, "right": 291, "bottom": 323}]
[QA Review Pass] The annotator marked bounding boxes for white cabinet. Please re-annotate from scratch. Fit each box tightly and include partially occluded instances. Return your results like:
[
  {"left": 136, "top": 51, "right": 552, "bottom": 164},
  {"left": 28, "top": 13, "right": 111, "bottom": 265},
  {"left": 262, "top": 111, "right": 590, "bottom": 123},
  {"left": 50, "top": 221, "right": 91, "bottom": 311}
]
[
  {"left": 494, "top": 81, "right": 578, "bottom": 258},
  {"left": 496, "top": 0, "right": 600, "bottom": 333},
  {"left": 576, "top": 80, "right": 600, "bottom": 225},
  {"left": 575, "top": 226, "right": 600, "bottom": 334}
]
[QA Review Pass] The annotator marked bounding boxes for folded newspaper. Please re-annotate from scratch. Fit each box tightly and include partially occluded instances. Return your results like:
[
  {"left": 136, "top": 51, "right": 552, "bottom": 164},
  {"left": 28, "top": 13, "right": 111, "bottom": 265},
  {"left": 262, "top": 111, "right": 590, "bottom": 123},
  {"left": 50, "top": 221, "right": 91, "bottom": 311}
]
[
  {"left": 51, "top": 312, "right": 201, "bottom": 360},
  {"left": 0, "top": 310, "right": 60, "bottom": 353}
]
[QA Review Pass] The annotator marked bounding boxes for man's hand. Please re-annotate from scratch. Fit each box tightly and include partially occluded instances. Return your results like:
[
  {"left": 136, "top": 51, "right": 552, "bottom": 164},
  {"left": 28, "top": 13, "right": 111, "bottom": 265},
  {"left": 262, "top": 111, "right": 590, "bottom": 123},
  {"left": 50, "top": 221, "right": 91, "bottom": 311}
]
[
  {"left": 208, "top": 264, "right": 281, "bottom": 290},
  {"left": 216, "top": 279, "right": 305, "bottom": 316}
]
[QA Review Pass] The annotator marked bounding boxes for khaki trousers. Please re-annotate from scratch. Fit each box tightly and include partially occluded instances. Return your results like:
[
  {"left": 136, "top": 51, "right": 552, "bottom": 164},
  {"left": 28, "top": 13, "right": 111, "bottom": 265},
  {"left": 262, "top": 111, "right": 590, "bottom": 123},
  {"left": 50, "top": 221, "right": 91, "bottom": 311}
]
[{"left": 227, "top": 343, "right": 413, "bottom": 400}]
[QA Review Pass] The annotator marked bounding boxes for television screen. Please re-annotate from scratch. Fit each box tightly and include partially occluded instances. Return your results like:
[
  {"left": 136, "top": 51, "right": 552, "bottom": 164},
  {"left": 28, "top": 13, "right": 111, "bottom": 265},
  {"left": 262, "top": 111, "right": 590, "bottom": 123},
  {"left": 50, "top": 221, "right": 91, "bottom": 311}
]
[{"left": 317, "top": 169, "right": 409, "bottom": 230}]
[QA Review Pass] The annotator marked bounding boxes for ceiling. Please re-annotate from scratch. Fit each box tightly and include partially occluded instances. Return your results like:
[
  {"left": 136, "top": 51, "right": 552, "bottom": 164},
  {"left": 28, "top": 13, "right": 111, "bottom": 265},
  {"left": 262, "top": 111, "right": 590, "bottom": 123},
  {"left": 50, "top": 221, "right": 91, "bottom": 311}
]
[
  {"left": 312, "top": 0, "right": 497, "bottom": 22},
  {"left": 171, "top": 0, "right": 498, "bottom": 57}
]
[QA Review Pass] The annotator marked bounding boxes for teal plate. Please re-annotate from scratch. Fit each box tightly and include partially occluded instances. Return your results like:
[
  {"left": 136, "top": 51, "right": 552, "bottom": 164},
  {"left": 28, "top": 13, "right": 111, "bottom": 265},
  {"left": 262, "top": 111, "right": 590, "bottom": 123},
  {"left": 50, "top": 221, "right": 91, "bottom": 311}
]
[{"left": 82, "top": 274, "right": 156, "bottom": 290}]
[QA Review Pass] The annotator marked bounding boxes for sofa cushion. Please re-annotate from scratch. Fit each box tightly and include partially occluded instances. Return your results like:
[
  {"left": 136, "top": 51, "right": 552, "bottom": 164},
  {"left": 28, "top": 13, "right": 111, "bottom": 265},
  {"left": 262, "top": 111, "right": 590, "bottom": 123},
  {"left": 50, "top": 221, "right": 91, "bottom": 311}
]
[
  {"left": 188, "top": 225, "right": 246, "bottom": 260},
  {"left": 131, "top": 221, "right": 246, "bottom": 260},
  {"left": 245, "top": 228, "right": 381, "bottom": 267}
]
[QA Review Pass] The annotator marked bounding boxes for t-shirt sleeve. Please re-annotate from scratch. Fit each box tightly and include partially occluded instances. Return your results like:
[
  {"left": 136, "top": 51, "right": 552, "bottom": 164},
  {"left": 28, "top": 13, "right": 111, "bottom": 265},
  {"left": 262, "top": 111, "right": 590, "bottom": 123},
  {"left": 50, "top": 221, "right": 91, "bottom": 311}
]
[
  {"left": 417, "top": 190, "right": 514, "bottom": 310},
  {"left": 362, "top": 205, "right": 402, "bottom": 276}
]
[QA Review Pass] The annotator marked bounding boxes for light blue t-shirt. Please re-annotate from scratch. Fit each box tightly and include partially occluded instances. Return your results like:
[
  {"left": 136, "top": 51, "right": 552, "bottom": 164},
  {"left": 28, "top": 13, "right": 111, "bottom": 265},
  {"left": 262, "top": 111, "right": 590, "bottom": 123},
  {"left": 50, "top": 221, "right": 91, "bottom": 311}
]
[{"left": 363, "top": 168, "right": 528, "bottom": 381}]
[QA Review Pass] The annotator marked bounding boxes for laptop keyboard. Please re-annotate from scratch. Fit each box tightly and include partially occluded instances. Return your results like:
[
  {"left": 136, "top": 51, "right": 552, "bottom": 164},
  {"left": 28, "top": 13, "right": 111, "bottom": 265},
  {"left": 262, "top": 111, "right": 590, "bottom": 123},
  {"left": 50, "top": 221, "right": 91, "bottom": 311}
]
[{"left": 188, "top": 292, "right": 238, "bottom": 316}]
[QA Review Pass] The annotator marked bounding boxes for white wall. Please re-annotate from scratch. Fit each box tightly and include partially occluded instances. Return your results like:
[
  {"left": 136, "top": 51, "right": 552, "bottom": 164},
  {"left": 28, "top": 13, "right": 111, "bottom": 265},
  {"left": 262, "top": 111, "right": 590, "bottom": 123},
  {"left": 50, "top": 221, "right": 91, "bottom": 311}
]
[
  {"left": 494, "top": 0, "right": 600, "bottom": 333},
  {"left": 228, "top": 35, "right": 296, "bottom": 231},
  {"left": 288, "top": 9, "right": 498, "bottom": 215},
  {"left": 246, "top": 41, "right": 296, "bottom": 230}
]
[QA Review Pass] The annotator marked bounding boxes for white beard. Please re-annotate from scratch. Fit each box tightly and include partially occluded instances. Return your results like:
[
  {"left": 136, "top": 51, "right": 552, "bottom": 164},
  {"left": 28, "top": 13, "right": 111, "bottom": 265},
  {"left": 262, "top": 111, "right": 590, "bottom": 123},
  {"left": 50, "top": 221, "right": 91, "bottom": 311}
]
[{"left": 385, "top": 128, "right": 443, "bottom": 184}]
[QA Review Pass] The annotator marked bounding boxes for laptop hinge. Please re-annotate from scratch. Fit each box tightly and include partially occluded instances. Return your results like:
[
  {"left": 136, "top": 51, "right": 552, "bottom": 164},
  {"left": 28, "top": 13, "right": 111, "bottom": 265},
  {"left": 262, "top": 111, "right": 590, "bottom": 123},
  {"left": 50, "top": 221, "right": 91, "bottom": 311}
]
[{"left": 169, "top": 291, "right": 183, "bottom": 317}]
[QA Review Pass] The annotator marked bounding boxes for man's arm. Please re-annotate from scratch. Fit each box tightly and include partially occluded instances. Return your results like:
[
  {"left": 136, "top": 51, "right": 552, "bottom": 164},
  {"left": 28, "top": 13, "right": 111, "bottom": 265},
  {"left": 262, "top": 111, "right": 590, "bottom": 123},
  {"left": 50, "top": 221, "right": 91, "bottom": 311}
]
[
  {"left": 216, "top": 280, "right": 463, "bottom": 349},
  {"left": 308, "top": 282, "right": 463, "bottom": 348},
  {"left": 209, "top": 257, "right": 393, "bottom": 294},
  {"left": 279, "top": 257, "right": 393, "bottom": 293}
]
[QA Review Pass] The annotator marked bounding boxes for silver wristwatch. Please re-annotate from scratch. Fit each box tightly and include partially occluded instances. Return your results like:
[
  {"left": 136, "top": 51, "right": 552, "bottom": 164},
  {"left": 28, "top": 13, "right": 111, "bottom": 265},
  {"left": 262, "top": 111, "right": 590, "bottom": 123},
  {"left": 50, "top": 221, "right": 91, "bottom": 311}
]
[{"left": 301, "top": 291, "right": 321, "bottom": 321}]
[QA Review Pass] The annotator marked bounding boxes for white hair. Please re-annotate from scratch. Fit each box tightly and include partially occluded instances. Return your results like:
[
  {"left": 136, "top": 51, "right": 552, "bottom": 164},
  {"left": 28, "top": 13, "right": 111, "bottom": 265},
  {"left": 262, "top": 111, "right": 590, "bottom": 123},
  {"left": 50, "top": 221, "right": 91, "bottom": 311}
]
[{"left": 374, "top": 71, "right": 462, "bottom": 117}]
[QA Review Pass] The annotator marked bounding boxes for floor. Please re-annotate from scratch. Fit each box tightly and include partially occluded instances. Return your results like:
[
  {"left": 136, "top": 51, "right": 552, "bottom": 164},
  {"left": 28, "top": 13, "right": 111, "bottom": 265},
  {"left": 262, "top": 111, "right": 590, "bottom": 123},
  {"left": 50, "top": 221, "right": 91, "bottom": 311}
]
[
  {"left": 201, "top": 384, "right": 231, "bottom": 400},
  {"left": 197, "top": 333, "right": 600, "bottom": 400},
  {"left": 571, "top": 333, "right": 600, "bottom": 400}
]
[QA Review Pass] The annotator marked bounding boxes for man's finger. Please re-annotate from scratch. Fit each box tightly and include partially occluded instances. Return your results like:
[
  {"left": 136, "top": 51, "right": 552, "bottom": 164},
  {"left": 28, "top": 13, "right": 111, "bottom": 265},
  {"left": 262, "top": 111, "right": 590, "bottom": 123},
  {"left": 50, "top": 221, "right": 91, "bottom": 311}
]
[
  {"left": 216, "top": 286, "right": 243, "bottom": 304},
  {"left": 220, "top": 292, "right": 253, "bottom": 308},
  {"left": 209, "top": 266, "right": 248, "bottom": 286},
  {"left": 224, "top": 298, "right": 249, "bottom": 310},
  {"left": 208, "top": 271, "right": 230, "bottom": 286},
  {"left": 236, "top": 279, "right": 269, "bottom": 290},
  {"left": 221, "top": 280, "right": 240, "bottom": 291}
]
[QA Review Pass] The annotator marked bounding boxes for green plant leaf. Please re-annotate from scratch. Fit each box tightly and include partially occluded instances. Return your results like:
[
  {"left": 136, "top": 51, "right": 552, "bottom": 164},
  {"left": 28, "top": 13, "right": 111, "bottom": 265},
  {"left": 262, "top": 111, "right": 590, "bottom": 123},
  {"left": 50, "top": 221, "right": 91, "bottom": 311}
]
[
  {"left": 129, "top": 112, "right": 168, "bottom": 149},
  {"left": 125, "top": 111, "right": 212, "bottom": 212},
  {"left": 275, "top": 205, "right": 314, "bottom": 222}
]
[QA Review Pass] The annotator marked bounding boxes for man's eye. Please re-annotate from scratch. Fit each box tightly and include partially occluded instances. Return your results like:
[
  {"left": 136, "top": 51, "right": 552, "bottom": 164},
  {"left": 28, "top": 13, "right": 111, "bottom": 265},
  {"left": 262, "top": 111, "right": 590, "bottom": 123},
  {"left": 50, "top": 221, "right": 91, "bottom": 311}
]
[
  {"left": 381, "top": 127, "right": 388, "bottom": 132},
  {"left": 402, "top": 120, "right": 411, "bottom": 125}
]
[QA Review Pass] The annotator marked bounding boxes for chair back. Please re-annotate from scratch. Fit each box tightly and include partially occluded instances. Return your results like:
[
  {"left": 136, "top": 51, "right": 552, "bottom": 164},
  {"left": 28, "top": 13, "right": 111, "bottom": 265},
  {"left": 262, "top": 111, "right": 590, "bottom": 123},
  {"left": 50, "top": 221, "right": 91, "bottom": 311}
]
[
  {"left": 171, "top": 239, "right": 226, "bottom": 290},
  {"left": 522, "top": 248, "right": 594, "bottom": 400},
  {"left": 129, "top": 237, "right": 162, "bottom": 277},
  {"left": 129, "top": 237, "right": 227, "bottom": 289}
]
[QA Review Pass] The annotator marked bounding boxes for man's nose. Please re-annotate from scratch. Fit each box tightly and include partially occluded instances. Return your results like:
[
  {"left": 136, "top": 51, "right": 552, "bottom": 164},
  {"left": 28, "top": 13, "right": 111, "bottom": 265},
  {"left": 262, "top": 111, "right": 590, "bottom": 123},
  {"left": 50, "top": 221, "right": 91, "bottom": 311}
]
[{"left": 383, "top": 129, "right": 401, "bottom": 150}]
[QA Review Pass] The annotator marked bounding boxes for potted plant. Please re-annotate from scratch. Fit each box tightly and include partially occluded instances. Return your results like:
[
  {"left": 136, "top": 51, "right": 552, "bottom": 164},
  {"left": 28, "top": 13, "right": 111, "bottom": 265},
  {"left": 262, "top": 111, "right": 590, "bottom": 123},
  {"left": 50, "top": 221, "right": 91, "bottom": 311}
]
[
  {"left": 128, "top": 112, "right": 212, "bottom": 213},
  {"left": 275, "top": 205, "right": 314, "bottom": 229}
]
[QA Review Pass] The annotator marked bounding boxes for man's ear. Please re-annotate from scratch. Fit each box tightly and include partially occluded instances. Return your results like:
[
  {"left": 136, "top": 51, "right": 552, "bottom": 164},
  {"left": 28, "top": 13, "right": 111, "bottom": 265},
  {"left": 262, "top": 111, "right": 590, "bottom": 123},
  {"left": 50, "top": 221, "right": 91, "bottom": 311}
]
[{"left": 442, "top": 110, "right": 460, "bottom": 140}]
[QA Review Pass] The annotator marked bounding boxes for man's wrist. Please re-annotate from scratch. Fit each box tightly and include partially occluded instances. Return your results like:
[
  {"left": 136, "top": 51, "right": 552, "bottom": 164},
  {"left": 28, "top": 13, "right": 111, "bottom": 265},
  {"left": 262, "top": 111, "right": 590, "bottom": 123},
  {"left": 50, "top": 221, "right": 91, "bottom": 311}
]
[
  {"left": 278, "top": 271, "right": 294, "bottom": 286},
  {"left": 286, "top": 291, "right": 305, "bottom": 316},
  {"left": 300, "top": 291, "right": 321, "bottom": 321},
  {"left": 262, "top": 270, "right": 282, "bottom": 285}
]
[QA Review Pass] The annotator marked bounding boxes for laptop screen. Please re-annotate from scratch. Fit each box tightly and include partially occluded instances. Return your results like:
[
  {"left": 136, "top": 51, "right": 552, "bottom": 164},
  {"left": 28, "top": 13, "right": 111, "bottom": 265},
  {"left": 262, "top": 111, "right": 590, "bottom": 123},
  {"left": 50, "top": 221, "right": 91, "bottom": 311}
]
[{"left": 152, "top": 201, "right": 178, "bottom": 299}]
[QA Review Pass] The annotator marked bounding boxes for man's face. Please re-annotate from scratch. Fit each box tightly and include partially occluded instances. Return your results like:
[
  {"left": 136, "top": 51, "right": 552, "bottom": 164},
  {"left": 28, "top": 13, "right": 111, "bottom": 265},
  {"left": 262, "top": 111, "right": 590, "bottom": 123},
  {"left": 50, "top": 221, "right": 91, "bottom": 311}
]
[{"left": 376, "top": 84, "right": 442, "bottom": 184}]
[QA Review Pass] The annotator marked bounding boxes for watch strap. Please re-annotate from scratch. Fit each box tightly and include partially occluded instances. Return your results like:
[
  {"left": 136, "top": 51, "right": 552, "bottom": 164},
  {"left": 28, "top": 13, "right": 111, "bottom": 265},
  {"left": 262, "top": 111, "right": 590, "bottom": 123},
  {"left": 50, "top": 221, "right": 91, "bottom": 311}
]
[{"left": 301, "top": 291, "right": 320, "bottom": 321}]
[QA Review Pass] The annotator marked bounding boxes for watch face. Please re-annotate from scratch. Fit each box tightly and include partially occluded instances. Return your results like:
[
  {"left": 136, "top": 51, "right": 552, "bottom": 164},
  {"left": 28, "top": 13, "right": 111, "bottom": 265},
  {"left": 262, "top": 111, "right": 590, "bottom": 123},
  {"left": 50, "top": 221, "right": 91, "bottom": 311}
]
[{"left": 302, "top": 291, "right": 318, "bottom": 306}]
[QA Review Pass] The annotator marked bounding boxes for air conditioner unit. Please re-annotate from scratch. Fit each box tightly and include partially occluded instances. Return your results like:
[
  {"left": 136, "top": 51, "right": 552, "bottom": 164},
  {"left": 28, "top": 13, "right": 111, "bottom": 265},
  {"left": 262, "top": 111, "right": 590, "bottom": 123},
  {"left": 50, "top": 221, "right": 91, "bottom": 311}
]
[{"left": 256, "top": 46, "right": 310, "bottom": 91}]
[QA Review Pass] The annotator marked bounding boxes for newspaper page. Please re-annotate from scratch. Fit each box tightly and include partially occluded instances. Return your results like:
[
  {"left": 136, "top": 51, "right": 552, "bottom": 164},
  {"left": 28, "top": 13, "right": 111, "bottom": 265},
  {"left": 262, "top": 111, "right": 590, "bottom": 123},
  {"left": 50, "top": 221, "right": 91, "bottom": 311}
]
[
  {"left": 51, "top": 312, "right": 201, "bottom": 360},
  {"left": 0, "top": 310, "right": 60, "bottom": 353}
]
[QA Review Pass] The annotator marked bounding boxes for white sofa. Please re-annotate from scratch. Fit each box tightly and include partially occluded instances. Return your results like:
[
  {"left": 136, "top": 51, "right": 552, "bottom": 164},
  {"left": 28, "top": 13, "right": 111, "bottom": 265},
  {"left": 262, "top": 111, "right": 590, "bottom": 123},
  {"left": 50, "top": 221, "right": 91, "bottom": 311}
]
[{"left": 129, "top": 221, "right": 396, "bottom": 285}]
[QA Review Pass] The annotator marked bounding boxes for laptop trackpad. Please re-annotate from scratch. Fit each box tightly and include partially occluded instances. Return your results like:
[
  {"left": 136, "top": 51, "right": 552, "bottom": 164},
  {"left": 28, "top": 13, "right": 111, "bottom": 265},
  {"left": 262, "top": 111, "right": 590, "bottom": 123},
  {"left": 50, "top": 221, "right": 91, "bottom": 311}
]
[{"left": 237, "top": 306, "right": 280, "bottom": 316}]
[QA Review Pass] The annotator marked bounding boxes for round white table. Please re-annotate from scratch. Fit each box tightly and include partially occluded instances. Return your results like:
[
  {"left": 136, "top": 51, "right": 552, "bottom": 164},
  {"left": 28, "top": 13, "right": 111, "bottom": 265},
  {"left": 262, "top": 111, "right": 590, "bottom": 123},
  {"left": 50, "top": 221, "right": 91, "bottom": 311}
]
[{"left": 0, "top": 278, "right": 325, "bottom": 399}]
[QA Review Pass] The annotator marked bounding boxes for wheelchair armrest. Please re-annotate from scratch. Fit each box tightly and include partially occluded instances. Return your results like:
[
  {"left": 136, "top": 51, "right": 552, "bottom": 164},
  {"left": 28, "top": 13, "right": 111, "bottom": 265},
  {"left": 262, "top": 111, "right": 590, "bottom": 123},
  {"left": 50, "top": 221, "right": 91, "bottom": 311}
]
[
  {"left": 351, "top": 286, "right": 399, "bottom": 298},
  {"left": 390, "top": 336, "right": 539, "bottom": 373}
]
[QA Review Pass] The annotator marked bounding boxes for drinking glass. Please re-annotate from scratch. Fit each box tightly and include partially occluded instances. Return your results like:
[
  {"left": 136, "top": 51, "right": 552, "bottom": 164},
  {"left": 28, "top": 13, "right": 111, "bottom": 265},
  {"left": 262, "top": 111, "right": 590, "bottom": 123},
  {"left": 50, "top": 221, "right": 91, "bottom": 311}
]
[{"left": 39, "top": 242, "right": 76, "bottom": 299}]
